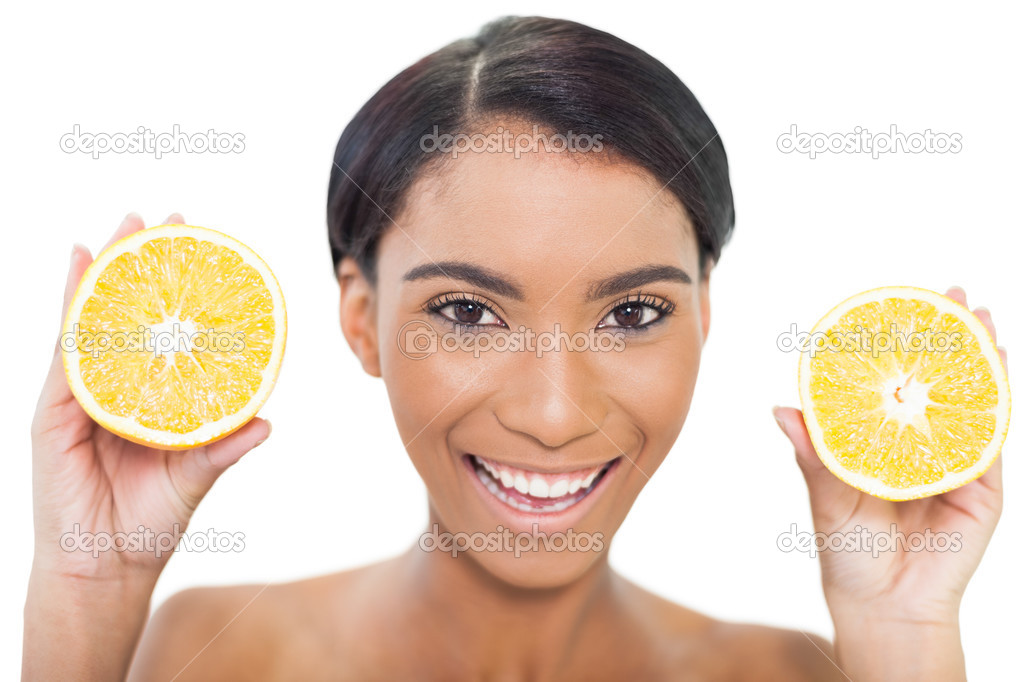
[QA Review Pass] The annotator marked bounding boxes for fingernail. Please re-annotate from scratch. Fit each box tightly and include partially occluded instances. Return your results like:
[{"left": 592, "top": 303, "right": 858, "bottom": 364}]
[
  {"left": 772, "top": 406, "right": 787, "bottom": 436},
  {"left": 124, "top": 211, "right": 142, "bottom": 222},
  {"left": 254, "top": 419, "right": 272, "bottom": 447},
  {"left": 974, "top": 306, "right": 990, "bottom": 315},
  {"left": 70, "top": 242, "right": 85, "bottom": 263}
]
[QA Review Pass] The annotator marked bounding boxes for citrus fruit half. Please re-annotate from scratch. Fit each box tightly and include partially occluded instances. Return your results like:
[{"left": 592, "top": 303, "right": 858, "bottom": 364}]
[
  {"left": 798, "top": 286, "right": 1009, "bottom": 500},
  {"left": 62, "top": 224, "right": 286, "bottom": 450}
]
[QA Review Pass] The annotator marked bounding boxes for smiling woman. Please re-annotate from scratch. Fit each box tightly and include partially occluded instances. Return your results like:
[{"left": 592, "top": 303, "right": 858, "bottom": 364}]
[
  {"left": 323, "top": 18, "right": 731, "bottom": 608},
  {"left": 24, "top": 13, "right": 1003, "bottom": 682}
]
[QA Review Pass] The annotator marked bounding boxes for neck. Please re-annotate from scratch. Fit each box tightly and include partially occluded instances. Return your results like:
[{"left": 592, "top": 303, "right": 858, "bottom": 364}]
[{"left": 365, "top": 510, "right": 639, "bottom": 680}]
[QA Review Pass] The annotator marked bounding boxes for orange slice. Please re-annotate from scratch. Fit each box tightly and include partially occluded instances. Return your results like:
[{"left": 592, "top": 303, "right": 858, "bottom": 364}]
[
  {"left": 799, "top": 286, "right": 1009, "bottom": 500},
  {"left": 62, "top": 224, "right": 286, "bottom": 449}
]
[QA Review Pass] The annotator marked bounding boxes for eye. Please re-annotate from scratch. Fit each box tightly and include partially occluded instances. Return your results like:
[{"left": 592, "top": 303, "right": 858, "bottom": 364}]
[
  {"left": 425, "top": 293, "right": 506, "bottom": 329},
  {"left": 596, "top": 293, "right": 676, "bottom": 330}
]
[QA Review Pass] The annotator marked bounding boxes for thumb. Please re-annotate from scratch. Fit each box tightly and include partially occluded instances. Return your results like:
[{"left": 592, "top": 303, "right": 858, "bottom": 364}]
[
  {"left": 772, "top": 406, "right": 861, "bottom": 530},
  {"left": 169, "top": 417, "right": 272, "bottom": 511},
  {"left": 39, "top": 243, "right": 94, "bottom": 411}
]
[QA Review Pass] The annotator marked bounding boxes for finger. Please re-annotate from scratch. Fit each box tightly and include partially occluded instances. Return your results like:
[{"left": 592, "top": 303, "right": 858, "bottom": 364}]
[
  {"left": 773, "top": 406, "right": 862, "bottom": 529},
  {"left": 163, "top": 212, "right": 184, "bottom": 225},
  {"left": 168, "top": 418, "right": 272, "bottom": 511},
  {"left": 969, "top": 306, "right": 1007, "bottom": 373},
  {"left": 50, "top": 242, "right": 92, "bottom": 384},
  {"left": 59, "top": 243, "right": 93, "bottom": 330},
  {"left": 942, "top": 448, "right": 1004, "bottom": 525},
  {"left": 945, "top": 286, "right": 966, "bottom": 308},
  {"left": 972, "top": 447, "right": 1003, "bottom": 498},
  {"left": 101, "top": 212, "right": 146, "bottom": 253},
  {"left": 972, "top": 306, "right": 996, "bottom": 344},
  {"left": 40, "top": 244, "right": 95, "bottom": 407}
]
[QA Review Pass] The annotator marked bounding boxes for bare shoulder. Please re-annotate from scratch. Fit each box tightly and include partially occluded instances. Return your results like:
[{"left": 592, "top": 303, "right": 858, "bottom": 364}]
[
  {"left": 128, "top": 564, "right": 379, "bottom": 681},
  {"left": 617, "top": 578, "right": 844, "bottom": 681},
  {"left": 128, "top": 582, "right": 280, "bottom": 681},
  {"left": 699, "top": 621, "right": 844, "bottom": 682}
]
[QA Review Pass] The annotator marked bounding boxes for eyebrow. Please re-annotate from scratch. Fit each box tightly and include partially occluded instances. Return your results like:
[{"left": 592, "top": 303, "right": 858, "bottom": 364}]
[{"left": 402, "top": 261, "right": 691, "bottom": 302}]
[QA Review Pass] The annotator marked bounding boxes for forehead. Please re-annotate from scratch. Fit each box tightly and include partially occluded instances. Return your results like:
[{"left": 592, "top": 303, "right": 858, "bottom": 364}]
[{"left": 377, "top": 144, "right": 698, "bottom": 290}]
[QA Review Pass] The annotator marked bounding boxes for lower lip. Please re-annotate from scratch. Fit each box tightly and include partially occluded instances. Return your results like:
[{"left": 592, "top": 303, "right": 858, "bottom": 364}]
[{"left": 461, "top": 454, "right": 621, "bottom": 530}]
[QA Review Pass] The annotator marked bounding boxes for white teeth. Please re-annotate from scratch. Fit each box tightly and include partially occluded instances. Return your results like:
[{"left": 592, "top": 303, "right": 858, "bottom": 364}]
[
  {"left": 549, "top": 479, "right": 569, "bottom": 497},
  {"left": 473, "top": 464, "right": 593, "bottom": 514},
  {"left": 514, "top": 475, "right": 530, "bottom": 494},
  {"left": 528, "top": 477, "right": 549, "bottom": 498},
  {"left": 470, "top": 455, "right": 615, "bottom": 513}
]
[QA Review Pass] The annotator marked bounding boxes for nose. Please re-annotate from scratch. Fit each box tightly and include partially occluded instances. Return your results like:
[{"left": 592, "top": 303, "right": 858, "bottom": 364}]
[{"left": 493, "top": 345, "right": 609, "bottom": 449}]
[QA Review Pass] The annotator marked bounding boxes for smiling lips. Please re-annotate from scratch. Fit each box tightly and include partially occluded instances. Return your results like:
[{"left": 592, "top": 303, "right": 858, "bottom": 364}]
[{"left": 468, "top": 454, "right": 618, "bottom": 513}]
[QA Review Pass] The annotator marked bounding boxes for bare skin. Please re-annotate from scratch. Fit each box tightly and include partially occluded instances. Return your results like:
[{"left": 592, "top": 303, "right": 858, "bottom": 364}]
[
  {"left": 130, "top": 552, "right": 840, "bottom": 681},
  {"left": 25, "top": 120, "right": 1006, "bottom": 681}
]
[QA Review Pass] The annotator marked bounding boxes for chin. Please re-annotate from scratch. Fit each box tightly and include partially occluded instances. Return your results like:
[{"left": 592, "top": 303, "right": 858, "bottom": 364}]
[{"left": 460, "top": 539, "right": 611, "bottom": 590}]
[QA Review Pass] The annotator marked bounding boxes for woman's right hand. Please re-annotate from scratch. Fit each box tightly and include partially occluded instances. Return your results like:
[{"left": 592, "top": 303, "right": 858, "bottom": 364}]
[{"left": 24, "top": 212, "right": 271, "bottom": 681}]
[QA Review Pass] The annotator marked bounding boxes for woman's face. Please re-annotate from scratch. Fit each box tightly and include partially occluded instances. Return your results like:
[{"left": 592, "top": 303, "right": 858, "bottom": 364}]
[{"left": 339, "top": 122, "right": 710, "bottom": 588}]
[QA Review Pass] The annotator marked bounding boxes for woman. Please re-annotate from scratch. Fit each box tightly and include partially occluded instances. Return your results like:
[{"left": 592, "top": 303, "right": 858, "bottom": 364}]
[{"left": 25, "top": 16, "right": 1004, "bottom": 681}]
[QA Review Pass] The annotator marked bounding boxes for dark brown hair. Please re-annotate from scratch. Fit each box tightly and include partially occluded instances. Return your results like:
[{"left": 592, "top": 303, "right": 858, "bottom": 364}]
[{"left": 328, "top": 15, "right": 734, "bottom": 285}]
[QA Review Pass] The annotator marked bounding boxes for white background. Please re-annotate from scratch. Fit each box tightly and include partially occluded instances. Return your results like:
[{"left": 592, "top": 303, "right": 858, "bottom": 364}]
[{"left": 2, "top": 1, "right": 1020, "bottom": 679}]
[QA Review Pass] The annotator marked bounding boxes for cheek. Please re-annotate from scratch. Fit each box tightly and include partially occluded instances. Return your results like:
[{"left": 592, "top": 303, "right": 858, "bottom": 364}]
[
  {"left": 652, "top": 345, "right": 700, "bottom": 437},
  {"left": 605, "top": 324, "right": 703, "bottom": 455},
  {"left": 380, "top": 326, "right": 488, "bottom": 452}
]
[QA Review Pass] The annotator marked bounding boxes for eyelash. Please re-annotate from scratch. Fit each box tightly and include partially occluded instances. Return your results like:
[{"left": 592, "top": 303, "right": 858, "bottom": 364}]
[
  {"left": 597, "top": 292, "right": 677, "bottom": 331},
  {"left": 423, "top": 292, "right": 505, "bottom": 330},
  {"left": 422, "top": 291, "right": 676, "bottom": 332}
]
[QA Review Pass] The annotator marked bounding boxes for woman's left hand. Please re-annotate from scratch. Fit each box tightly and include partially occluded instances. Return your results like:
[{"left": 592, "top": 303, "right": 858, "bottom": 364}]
[{"left": 773, "top": 286, "right": 1006, "bottom": 681}]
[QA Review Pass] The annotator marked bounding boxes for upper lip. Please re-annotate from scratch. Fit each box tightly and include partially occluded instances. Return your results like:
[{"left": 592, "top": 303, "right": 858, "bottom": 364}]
[{"left": 466, "top": 452, "right": 620, "bottom": 475}]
